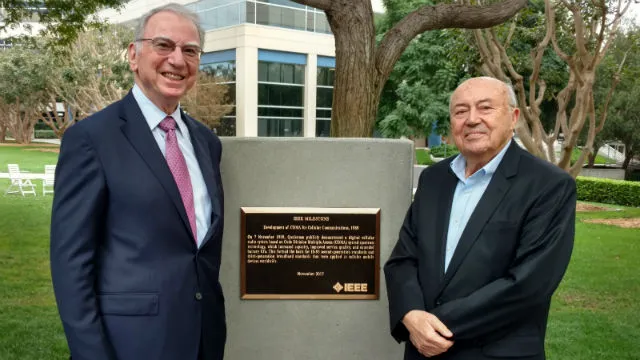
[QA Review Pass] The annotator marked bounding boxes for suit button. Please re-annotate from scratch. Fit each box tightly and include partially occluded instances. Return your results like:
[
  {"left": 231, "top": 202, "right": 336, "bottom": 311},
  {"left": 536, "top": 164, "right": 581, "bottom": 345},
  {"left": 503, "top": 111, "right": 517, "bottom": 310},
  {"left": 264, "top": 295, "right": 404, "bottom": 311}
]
[
  {"left": 195, "top": 292, "right": 203, "bottom": 301},
  {"left": 436, "top": 300, "right": 442, "bottom": 306}
]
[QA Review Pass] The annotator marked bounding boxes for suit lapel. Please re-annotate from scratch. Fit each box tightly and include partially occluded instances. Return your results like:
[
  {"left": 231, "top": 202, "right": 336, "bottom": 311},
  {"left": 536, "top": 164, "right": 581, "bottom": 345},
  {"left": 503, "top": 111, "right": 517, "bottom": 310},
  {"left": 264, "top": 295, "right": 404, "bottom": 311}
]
[
  {"left": 432, "top": 166, "right": 458, "bottom": 283},
  {"left": 181, "top": 111, "right": 221, "bottom": 248},
  {"left": 119, "top": 92, "right": 194, "bottom": 243},
  {"left": 438, "top": 142, "right": 521, "bottom": 293}
]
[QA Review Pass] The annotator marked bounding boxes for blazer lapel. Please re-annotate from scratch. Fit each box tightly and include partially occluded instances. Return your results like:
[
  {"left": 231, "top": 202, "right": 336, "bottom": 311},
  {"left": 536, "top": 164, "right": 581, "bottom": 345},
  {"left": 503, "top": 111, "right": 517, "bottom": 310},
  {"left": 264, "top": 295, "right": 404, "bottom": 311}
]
[
  {"left": 438, "top": 142, "right": 521, "bottom": 293},
  {"left": 432, "top": 166, "right": 459, "bottom": 283},
  {"left": 181, "top": 111, "right": 221, "bottom": 248},
  {"left": 119, "top": 92, "right": 194, "bottom": 242}
]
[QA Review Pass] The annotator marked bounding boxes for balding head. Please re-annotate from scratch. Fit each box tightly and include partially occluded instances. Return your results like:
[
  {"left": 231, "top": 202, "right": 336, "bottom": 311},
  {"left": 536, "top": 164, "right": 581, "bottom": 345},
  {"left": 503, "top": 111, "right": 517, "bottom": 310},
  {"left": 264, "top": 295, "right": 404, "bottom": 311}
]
[{"left": 449, "top": 76, "right": 520, "bottom": 174}]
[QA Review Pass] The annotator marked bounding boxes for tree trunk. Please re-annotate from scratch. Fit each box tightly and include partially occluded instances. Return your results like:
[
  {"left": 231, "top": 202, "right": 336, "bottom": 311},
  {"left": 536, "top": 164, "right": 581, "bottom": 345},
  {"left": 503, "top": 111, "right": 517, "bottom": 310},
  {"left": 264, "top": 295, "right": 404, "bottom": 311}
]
[
  {"left": 587, "top": 152, "right": 596, "bottom": 168},
  {"left": 622, "top": 149, "right": 633, "bottom": 170},
  {"left": 326, "top": 2, "right": 380, "bottom": 137},
  {"left": 0, "top": 124, "right": 6, "bottom": 143}
]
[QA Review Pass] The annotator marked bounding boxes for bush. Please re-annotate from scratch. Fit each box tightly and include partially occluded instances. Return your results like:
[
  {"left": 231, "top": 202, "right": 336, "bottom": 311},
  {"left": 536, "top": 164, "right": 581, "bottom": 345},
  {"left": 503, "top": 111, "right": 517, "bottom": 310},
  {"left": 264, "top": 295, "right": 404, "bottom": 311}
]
[
  {"left": 34, "top": 130, "right": 57, "bottom": 139},
  {"left": 415, "top": 149, "right": 435, "bottom": 165},
  {"left": 576, "top": 176, "right": 640, "bottom": 207},
  {"left": 430, "top": 144, "right": 459, "bottom": 158}
]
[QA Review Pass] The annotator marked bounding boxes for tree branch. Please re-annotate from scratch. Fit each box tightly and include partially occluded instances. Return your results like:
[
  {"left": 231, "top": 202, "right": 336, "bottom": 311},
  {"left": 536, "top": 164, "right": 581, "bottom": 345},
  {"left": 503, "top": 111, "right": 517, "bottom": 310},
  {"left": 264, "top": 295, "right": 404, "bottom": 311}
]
[
  {"left": 596, "top": 49, "right": 628, "bottom": 133},
  {"left": 504, "top": 16, "right": 518, "bottom": 50},
  {"left": 376, "top": 0, "right": 528, "bottom": 80}
]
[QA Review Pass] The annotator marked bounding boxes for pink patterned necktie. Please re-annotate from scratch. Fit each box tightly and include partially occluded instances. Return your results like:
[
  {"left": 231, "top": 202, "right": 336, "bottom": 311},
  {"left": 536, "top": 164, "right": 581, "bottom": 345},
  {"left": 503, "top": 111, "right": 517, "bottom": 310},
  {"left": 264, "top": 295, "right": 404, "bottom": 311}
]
[{"left": 158, "top": 116, "right": 197, "bottom": 242}]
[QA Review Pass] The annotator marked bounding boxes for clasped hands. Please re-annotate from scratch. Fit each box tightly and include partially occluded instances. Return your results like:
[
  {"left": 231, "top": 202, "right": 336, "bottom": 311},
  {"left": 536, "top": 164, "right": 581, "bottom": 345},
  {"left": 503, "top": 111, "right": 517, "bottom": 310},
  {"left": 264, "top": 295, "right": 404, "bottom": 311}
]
[{"left": 402, "top": 310, "right": 454, "bottom": 358}]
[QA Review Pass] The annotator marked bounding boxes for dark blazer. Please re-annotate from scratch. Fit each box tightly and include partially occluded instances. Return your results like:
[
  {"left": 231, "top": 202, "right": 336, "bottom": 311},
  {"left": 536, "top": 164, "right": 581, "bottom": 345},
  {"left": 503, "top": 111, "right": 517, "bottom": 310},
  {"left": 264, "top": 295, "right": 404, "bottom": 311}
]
[
  {"left": 384, "top": 141, "right": 575, "bottom": 360},
  {"left": 50, "top": 92, "right": 226, "bottom": 360}
]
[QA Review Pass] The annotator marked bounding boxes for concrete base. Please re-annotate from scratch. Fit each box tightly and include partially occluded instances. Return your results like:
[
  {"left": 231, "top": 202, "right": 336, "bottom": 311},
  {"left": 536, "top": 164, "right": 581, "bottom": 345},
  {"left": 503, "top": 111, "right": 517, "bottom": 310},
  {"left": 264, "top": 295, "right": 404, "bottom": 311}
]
[
  {"left": 219, "top": 137, "right": 412, "bottom": 359},
  {"left": 579, "top": 167, "right": 625, "bottom": 180}
]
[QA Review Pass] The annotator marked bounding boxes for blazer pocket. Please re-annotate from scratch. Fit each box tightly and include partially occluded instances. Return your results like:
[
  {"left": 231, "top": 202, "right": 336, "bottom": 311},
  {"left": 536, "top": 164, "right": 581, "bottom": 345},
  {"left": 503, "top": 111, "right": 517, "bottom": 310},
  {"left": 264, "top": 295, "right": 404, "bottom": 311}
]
[
  {"left": 98, "top": 293, "right": 159, "bottom": 316},
  {"left": 481, "top": 335, "right": 541, "bottom": 358}
]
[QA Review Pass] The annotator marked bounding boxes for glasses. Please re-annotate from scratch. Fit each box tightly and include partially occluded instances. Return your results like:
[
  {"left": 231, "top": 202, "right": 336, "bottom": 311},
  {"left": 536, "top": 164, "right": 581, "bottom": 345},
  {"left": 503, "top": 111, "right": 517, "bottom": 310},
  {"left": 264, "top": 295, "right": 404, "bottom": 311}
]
[{"left": 136, "top": 37, "right": 203, "bottom": 60}]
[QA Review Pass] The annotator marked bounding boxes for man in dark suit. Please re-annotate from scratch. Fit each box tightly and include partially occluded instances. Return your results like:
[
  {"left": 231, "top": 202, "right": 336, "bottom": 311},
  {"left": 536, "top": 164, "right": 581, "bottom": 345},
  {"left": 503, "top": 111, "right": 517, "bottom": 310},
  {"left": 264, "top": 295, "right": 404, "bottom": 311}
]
[
  {"left": 384, "top": 77, "right": 575, "bottom": 359},
  {"left": 50, "top": 4, "right": 225, "bottom": 360}
]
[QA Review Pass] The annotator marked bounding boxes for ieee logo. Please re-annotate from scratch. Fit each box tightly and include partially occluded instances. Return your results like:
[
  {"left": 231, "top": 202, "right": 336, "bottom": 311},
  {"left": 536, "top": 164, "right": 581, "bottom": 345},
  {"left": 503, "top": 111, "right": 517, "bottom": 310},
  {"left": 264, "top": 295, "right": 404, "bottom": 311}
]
[{"left": 333, "top": 282, "right": 368, "bottom": 293}]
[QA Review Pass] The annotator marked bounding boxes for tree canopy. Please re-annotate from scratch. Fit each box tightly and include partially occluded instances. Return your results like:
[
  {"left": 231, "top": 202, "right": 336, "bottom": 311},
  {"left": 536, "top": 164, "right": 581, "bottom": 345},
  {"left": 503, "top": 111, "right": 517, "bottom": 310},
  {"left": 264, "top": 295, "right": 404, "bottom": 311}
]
[
  {"left": 290, "top": 0, "right": 529, "bottom": 137},
  {"left": 0, "top": 0, "right": 126, "bottom": 45}
]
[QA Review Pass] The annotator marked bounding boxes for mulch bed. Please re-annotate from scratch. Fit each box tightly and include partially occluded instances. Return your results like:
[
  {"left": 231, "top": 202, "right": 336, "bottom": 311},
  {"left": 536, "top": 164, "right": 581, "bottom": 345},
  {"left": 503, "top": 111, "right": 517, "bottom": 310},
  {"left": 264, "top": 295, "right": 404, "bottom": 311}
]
[
  {"left": 583, "top": 218, "right": 640, "bottom": 229},
  {"left": 576, "top": 203, "right": 611, "bottom": 212}
]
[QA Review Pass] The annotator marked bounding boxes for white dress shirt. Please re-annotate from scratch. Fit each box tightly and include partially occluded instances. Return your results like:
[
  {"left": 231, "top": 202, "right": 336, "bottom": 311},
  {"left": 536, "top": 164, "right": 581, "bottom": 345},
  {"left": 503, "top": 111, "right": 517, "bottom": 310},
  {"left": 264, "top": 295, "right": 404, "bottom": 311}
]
[{"left": 132, "top": 84, "right": 212, "bottom": 247}]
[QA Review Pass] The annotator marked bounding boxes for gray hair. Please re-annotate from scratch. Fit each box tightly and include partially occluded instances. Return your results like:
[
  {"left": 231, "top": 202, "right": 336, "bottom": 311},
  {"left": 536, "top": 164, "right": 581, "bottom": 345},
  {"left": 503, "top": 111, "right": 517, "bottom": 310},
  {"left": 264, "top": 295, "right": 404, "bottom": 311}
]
[
  {"left": 134, "top": 3, "right": 204, "bottom": 53},
  {"left": 505, "top": 82, "right": 517, "bottom": 108}
]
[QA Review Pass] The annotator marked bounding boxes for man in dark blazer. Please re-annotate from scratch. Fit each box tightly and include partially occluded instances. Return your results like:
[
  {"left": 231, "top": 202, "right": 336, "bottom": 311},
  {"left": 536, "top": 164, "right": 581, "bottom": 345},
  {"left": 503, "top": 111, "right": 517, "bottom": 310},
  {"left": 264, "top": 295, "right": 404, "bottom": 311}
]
[
  {"left": 50, "top": 4, "right": 225, "bottom": 360},
  {"left": 384, "top": 77, "right": 575, "bottom": 360}
]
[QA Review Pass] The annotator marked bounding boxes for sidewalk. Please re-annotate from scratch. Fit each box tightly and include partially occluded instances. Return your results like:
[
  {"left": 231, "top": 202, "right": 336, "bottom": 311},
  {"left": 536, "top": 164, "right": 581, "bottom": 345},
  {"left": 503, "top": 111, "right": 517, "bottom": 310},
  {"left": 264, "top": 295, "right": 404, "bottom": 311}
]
[
  {"left": 3, "top": 137, "right": 61, "bottom": 145},
  {"left": 0, "top": 172, "right": 46, "bottom": 179}
]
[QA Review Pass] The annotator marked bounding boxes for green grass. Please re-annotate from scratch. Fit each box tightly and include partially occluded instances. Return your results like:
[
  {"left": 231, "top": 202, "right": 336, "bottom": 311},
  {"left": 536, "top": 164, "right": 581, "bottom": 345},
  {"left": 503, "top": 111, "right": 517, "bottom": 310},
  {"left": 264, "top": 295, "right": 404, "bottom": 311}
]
[
  {"left": 0, "top": 179, "right": 638, "bottom": 358},
  {"left": 0, "top": 181, "right": 68, "bottom": 359},
  {"left": 0, "top": 145, "right": 59, "bottom": 173},
  {"left": 546, "top": 205, "right": 640, "bottom": 359},
  {"left": 415, "top": 149, "right": 435, "bottom": 166},
  {"left": 571, "top": 148, "right": 612, "bottom": 165}
]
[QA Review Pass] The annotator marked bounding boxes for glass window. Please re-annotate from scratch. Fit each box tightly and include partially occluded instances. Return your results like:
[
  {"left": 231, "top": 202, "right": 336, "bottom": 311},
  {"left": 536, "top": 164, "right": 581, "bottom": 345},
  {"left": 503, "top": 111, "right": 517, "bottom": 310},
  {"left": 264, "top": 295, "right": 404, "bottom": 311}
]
[
  {"left": 306, "top": 12, "right": 314, "bottom": 32},
  {"left": 258, "top": 60, "right": 305, "bottom": 137},
  {"left": 282, "top": 63, "right": 294, "bottom": 83},
  {"left": 268, "top": 62, "right": 280, "bottom": 82},
  {"left": 316, "top": 65, "right": 334, "bottom": 137},
  {"left": 197, "top": 2, "right": 244, "bottom": 31},
  {"left": 317, "top": 67, "right": 334, "bottom": 86},
  {"left": 198, "top": 59, "right": 237, "bottom": 136},
  {"left": 316, "top": 88, "right": 332, "bottom": 108},
  {"left": 258, "top": 118, "right": 303, "bottom": 137},
  {"left": 258, "top": 62, "right": 269, "bottom": 82},
  {"left": 315, "top": 12, "right": 331, "bottom": 34},
  {"left": 246, "top": 1, "right": 256, "bottom": 23},
  {"left": 218, "top": 117, "right": 236, "bottom": 136},
  {"left": 315, "top": 119, "right": 330, "bottom": 137},
  {"left": 201, "top": 61, "right": 236, "bottom": 81}
]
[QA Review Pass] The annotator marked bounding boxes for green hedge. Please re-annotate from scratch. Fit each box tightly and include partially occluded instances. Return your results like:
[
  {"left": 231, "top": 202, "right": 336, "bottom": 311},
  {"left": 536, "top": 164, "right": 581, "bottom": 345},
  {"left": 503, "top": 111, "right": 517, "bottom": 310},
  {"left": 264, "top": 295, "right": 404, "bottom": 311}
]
[
  {"left": 430, "top": 144, "right": 459, "bottom": 158},
  {"left": 34, "top": 130, "right": 58, "bottom": 139},
  {"left": 576, "top": 176, "right": 640, "bottom": 207}
]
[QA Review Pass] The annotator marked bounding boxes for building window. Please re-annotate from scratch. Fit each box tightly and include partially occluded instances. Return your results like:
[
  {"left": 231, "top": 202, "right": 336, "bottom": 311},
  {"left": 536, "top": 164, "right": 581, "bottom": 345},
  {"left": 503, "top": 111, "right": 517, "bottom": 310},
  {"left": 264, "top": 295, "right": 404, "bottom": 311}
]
[
  {"left": 316, "top": 65, "right": 334, "bottom": 137},
  {"left": 245, "top": 0, "right": 331, "bottom": 34},
  {"left": 258, "top": 60, "right": 305, "bottom": 137},
  {"left": 200, "top": 51, "right": 237, "bottom": 136},
  {"left": 187, "top": 0, "right": 246, "bottom": 31}
]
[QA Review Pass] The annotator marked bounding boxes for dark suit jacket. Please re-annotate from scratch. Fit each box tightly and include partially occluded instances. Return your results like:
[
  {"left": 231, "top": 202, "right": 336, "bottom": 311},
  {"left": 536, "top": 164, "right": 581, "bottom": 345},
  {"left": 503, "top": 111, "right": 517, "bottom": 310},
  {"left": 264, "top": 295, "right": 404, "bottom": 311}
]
[
  {"left": 384, "top": 141, "right": 575, "bottom": 360},
  {"left": 50, "top": 92, "right": 226, "bottom": 360}
]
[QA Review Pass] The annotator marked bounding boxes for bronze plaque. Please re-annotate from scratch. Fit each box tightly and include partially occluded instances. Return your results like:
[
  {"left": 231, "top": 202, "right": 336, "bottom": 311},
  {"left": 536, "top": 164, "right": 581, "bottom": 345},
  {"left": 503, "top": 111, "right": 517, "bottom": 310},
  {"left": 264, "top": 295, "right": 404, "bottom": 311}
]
[{"left": 240, "top": 207, "right": 380, "bottom": 300}]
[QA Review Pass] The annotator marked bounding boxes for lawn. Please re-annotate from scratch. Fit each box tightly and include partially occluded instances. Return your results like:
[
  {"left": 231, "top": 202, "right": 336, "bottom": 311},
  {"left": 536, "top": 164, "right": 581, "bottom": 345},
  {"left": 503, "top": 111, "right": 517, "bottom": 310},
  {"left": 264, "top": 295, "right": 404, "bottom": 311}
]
[
  {"left": 0, "top": 145, "right": 59, "bottom": 173},
  {"left": 0, "top": 145, "right": 638, "bottom": 359},
  {"left": 571, "top": 148, "right": 612, "bottom": 165}
]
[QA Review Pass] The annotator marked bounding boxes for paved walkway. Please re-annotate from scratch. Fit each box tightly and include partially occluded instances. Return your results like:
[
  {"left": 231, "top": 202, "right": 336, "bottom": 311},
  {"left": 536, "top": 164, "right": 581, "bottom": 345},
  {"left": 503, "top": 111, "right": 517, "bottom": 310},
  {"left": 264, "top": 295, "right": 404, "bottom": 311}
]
[
  {"left": 3, "top": 137, "right": 61, "bottom": 145},
  {"left": 0, "top": 172, "right": 46, "bottom": 179}
]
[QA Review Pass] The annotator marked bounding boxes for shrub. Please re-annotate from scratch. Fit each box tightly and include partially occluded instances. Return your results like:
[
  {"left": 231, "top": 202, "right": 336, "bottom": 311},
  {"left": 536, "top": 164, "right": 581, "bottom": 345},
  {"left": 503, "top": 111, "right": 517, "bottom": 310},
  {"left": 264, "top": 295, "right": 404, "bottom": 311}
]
[
  {"left": 34, "top": 130, "right": 58, "bottom": 139},
  {"left": 576, "top": 176, "right": 640, "bottom": 207},
  {"left": 430, "top": 144, "right": 459, "bottom": 158},
  {"left": 415, "top": 149, "right": 435, "bottom": 165}
]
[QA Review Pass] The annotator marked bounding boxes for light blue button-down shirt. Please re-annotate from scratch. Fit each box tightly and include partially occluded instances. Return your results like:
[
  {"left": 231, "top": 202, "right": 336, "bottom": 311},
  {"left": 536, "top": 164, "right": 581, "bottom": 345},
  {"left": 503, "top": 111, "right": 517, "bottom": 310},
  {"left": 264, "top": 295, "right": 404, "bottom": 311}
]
[
  {"left": 132, "top": 85, "right": 211, "bottom": 247},
  {"left": 444, "top": 140, "right": 512, "bottom": 271}
]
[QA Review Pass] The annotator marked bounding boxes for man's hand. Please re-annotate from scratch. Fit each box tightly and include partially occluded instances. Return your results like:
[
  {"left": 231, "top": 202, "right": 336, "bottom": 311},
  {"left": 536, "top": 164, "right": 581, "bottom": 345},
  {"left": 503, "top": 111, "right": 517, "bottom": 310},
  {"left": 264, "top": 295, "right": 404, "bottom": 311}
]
[{"left": 402, "top": 310, "right": 454, "bottom": 357}]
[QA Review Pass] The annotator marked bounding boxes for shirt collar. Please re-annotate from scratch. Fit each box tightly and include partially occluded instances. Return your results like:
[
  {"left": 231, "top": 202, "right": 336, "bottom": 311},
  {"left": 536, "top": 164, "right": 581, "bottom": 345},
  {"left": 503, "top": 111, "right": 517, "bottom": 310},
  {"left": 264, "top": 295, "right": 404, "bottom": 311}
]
[
  {"left": 132, "top": 84, "right": 185, "bottom": 134},
  {"left": 450, "top": 139, "right": 512, "bottom": 181}
]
